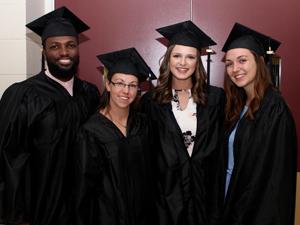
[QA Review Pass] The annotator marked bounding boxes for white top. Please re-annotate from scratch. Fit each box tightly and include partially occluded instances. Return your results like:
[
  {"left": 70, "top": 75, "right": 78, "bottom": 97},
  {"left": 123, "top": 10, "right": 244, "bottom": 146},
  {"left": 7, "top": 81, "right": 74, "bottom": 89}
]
[
  {"left": 45, "top": 68, "right": 74, "bottom": 96},
  {"left": 171, "top": 89, "right": 197, "bottom": 156}
]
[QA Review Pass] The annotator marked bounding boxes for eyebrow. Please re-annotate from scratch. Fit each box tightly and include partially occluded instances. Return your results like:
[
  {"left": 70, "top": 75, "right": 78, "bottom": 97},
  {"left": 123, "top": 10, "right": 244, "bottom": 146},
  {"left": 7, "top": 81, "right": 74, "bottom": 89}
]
[
  {"left": 113, "top": 79, "right": 138, "bottom": 83},
  {"left": 225, "top": 55, "right": 248, "bottom": 61},
  {"left": 171, "top": 52, "right": 197, "bottom": 56}
]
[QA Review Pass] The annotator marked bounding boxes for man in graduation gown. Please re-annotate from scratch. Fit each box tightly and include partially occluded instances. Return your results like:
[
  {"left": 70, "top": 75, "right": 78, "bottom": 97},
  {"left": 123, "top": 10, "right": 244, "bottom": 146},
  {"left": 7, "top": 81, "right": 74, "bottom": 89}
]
[{"left": 0, "top": 6, "right": 100, "bottom": 225}]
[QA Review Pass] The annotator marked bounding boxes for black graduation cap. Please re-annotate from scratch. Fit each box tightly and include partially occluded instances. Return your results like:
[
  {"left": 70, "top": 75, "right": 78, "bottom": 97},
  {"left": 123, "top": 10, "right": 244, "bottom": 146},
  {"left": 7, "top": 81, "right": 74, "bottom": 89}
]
[
  {"left": 156, "top": 20, "right": 216, "bottom": 50},
  {"left": 96, "top": 48, "right": 156, "bottom": 82},
  {"left": 222, "top": 23, "right": 281, "bottom": 56},
  {"left": 26, "top": 6, "right": 89, "bottom": 42}
]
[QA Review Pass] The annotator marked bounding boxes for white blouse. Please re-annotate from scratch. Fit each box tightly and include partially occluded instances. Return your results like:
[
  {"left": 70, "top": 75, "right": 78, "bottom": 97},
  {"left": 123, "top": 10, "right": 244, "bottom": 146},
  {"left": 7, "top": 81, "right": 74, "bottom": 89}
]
[{"left": 171, "top": 89, "right": 197, "bottom": 156}]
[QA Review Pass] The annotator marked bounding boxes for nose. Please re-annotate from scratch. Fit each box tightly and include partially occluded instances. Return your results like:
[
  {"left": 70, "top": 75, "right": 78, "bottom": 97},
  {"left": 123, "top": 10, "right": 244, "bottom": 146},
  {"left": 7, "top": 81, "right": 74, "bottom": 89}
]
[
  {"left": 122, "top": 85, "right": 130, "bottom": 94},
  {"left": 59, "top": 46, "right": 68, "bottom": 56},
  {"left": 232, "top": 62, "right": 240, "bottom": 72},
  {"left": 179, "top": 57, "right": 186, "bottom": 66}
]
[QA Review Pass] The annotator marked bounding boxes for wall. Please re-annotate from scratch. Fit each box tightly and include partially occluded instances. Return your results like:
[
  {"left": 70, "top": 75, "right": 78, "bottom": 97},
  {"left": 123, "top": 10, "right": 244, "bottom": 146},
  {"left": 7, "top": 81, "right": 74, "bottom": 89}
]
[
  {"left": 0, "top": 0, "right": 54, "bottom": 97},
  {"left": 0, "top": 0, "right": 26, "bottom": 97}
]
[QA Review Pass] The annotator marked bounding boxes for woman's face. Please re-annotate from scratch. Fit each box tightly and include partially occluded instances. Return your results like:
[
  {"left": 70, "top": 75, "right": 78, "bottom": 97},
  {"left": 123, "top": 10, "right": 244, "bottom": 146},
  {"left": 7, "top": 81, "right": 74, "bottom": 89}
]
[
  {"left": 169, "top": 44, "right": 198, "bottom": 82},
  {"left": 106, "top": 73, "right": 138, "bottom": 110},
  {"left": 225, "top": 48, "right": 257, "bottom": 93}
]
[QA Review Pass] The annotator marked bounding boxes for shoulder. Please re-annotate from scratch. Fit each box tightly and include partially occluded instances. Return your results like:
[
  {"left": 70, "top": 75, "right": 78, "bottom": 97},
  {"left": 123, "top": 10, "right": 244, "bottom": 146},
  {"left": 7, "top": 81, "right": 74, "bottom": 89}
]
[
  {"left": 206, "top": 85, "right": 225, "bottom": 106},
  {"left": 139, "top": 90, "right": 157, "bottom": 113},
  {"left": 76, "top": 78, "right": 100, "bottom": 95},
  {"left": 131, "top": 110, "right": 148, "bottom": 123},
  {"left": 262, "top": 88, "right": 290, "bottom": 113},
  {"left": 140, "top": 90, "right": 154, "bottom": 103},
  {"left": 258, "top": 88, "right": 294, "bottom": 121},
  {"left": 1, "top": 74, "right": 52, "bottom": 105}
]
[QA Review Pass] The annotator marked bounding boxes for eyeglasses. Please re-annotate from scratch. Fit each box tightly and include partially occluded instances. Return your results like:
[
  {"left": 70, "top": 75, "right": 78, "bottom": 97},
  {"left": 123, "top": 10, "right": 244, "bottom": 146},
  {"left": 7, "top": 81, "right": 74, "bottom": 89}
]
[{"left": 110, "top": 81, "right": 138, "bottom": 91}]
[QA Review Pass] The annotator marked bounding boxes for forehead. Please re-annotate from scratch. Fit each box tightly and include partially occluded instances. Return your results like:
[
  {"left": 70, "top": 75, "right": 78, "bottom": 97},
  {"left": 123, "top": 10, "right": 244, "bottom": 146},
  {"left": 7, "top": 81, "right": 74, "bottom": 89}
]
[
  {"left": 172, "top": 44, "right": 198, "bottom": 54},
  {"left": 45, "top": 36, "right": 78, "bottom": 44},
  {"left": 225, "top": 48, "right": 253, "bottom": 59},
  {"left": 112, "top": 73, "right": 138, "bottom": 82}
]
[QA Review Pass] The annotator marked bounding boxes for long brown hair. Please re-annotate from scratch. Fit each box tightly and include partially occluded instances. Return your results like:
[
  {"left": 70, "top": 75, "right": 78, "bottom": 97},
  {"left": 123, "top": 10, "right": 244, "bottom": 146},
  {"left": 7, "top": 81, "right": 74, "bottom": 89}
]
[
  {"left": 224, "top": 50, "right": 273, "bottom": 128},
  {"left": 153, "top": 45, "right": 207, "bottom": 105}
]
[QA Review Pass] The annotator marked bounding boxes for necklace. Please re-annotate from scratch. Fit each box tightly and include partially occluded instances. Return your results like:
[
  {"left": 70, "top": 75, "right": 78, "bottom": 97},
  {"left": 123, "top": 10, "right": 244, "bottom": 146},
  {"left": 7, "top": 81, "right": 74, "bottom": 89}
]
[
  {"left": 107, "top": 110, "right": 127, "bottom": 128},
  {"left": 174, "top": 89, "right": 190, "bottom": 92}
]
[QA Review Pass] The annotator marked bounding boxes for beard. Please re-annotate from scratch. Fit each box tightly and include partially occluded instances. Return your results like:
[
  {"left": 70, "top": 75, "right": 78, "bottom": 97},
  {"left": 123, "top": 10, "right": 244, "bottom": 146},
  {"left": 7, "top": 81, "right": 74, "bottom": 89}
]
[{"left": 45, "top": 55, "right": 80, "bottom": 81}]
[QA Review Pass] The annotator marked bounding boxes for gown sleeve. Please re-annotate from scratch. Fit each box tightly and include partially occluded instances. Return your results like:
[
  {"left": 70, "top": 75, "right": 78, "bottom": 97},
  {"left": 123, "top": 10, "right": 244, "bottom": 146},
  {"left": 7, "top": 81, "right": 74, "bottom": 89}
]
[
  {"left": 0, "top": 84, "right": 57, "bottom": 224},
  {"left": 206, "top": 87, "right": 226, "bottom": 225},
  {"left": 255, "top": 101, "right": 297, "bottom": 225},
  {"left": 71, "top": 128, "right": 104, "bottom": 225}
]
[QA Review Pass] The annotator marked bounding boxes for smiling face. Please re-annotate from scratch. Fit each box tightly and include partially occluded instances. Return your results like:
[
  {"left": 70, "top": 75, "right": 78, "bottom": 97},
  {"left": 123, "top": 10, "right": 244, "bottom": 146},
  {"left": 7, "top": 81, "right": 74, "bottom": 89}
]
[
  {"left": 106, "top": 73, "right": 139, "bottom": 110},
  {"left": 43, "top": 36, "right": 79, "bottom": 81},
  {"left": 225, "top": 48, "right": 257, "bottom": 95},
  {"left": 169, "top": 44, "right": 198, "bottom": 86}
]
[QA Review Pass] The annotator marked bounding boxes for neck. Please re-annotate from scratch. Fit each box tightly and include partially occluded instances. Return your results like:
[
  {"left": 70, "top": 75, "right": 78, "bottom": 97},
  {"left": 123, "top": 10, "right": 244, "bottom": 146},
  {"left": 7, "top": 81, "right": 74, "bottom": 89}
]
[
  {"left": 104, "top": 105, "right": 129, "bottom": 128},
  {"left": 172, "top": 77, "right": 193, "bottom": 90}
]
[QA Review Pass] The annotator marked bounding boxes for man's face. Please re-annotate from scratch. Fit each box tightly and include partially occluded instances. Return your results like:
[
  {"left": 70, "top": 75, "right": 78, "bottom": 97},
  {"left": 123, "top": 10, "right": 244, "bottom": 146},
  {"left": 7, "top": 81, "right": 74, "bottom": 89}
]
[{"left": 43, "top": 36, "right": 79, "bottom": 81}]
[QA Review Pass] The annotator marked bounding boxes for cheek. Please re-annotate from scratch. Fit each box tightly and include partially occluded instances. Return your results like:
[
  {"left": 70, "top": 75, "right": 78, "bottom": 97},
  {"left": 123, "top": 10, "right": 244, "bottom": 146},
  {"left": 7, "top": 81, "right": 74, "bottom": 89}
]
[
  {"left": 130, "top": 90, "right": 138, "bottom": 99},
  {"left": 226, "top": 68, "right": 235, "bottom": 79},
  {"left": 188, "top": 60, "right": 197, "bottom": 69},
  {"left": 169, "top": 57, "right": 177, "bottom": 67}
]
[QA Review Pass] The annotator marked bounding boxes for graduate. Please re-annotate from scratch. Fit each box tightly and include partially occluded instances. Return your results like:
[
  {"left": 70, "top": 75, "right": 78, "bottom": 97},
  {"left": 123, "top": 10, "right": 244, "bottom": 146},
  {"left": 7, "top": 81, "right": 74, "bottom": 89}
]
[
  {"left": 0, "top": 6, "right": 100, "bottom": 225},
  {"left": 140, "top": 21, "right": 225, "bottom": 225},
  {"left": 72, "top": 48, "right": 157, "bottom": 225},
  {"left": 221, "top": 23, "right": 297, "bottom": 225}
]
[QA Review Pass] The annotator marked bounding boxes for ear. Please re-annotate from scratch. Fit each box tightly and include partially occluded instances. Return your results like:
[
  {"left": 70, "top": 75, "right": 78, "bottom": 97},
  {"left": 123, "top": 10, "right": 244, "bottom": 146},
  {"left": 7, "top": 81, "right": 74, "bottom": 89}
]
[{"left": 105, "top": 80, "right": 111, "bottom": 92}]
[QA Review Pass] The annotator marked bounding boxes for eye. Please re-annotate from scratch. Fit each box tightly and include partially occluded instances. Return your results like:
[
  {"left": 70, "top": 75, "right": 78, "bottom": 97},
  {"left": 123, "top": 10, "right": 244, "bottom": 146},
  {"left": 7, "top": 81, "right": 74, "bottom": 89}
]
[
  {"left": 115, "top": 82, "right": 125, "bottom": 88},
  {"left": 172, "top": 54, "right": 181, "bottom": 58},
  {"left": 225, "top": 62, "right": 233, "bottom": 67},
  {"left": 187, "top": 55, "right": 196, "bottom": 60},
  {"left": 128, "top": 84, "right": 138, "bottom": 89},
  {"left": 239, "top": 58, "right": 247, "bottom": 64},
  {"left": 67, "top": 43, "right": 77, "bottom": 49},
  {"left": 49, "top": 44, "right": 59, "bottom": 50}
]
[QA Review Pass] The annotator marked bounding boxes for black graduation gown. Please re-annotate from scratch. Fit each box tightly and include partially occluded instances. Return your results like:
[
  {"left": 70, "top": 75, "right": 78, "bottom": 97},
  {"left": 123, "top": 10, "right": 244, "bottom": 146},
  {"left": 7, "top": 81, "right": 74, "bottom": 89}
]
[
  {"left": 0, "top": 72, "right": 100, "bottom": 225},
  {"left": 72, "top": 110, "right": 156, "bottom": 225},
  {"left": 140, "top": 86, "right": 225, "bottom": 225},
  {"left": 221, "top": 88, "right": 297, "bottom": 225}
]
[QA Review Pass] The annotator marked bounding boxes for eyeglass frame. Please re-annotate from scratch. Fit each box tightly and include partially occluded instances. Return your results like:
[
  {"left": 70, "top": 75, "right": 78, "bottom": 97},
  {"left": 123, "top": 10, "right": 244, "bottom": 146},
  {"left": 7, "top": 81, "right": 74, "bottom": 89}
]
[{"left": 110, "top": 80, "right": 139, "bottom": 91}]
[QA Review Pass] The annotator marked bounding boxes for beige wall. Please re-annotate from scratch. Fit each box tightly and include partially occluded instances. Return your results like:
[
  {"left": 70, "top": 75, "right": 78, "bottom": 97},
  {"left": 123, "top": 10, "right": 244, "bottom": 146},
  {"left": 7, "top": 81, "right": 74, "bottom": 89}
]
[
  {"left": 0, "top": 0, "right": 26, "bottom": 97},
  {"left": 0, "top": 0, "right": 54, "bottom": 97}
]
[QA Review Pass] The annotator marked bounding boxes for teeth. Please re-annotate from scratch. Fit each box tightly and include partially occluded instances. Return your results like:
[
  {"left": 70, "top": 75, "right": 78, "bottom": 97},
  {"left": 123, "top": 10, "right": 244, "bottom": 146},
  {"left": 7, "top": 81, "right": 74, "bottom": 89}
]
[
  {"left": 59, "top": 59, "right": 71, "bottom": 65},
  {"left": 177, "top": 68, "right": 188, "bottom": 72},
  {"left": 235, "top": 74, "right": 244, "bottom": 79}
]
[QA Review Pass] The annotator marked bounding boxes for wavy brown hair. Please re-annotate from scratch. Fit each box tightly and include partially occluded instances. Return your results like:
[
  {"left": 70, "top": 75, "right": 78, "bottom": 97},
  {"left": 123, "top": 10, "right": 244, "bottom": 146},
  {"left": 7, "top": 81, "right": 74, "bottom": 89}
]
[
  {"left": 224, "top": 50, "right": 273, "bottom": 128},
  {"left": 153, "top": 45, "right": 207, "bottom": 105}
]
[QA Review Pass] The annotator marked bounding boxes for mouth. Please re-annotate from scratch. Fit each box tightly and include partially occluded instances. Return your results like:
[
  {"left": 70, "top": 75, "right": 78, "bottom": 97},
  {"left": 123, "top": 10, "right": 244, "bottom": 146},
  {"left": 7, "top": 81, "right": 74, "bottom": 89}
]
[
  {"left": 57, "top": 58, "right": 73, "bottom": 67},
  {"left": 120, "top": 96, "right": 129, "bottom": 100},
  {"left": 176, "top": 67, "right": 189, "bottom": 73},
  {"left": 233, "top": 73, "right": 245, "bottom": 79}
]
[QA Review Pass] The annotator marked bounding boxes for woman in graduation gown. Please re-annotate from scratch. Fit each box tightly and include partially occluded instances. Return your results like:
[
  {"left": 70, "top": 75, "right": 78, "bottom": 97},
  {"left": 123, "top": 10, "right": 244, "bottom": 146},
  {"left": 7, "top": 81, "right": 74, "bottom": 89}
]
[
  {"left": 72, "top": 48, "right": 157, "bottom": 225},
  {"left": 221, "top": 23, "right": 297, "bottom": 225},
  {"left": 140, "top": 21, "right": 225, "bottom": 225}
]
